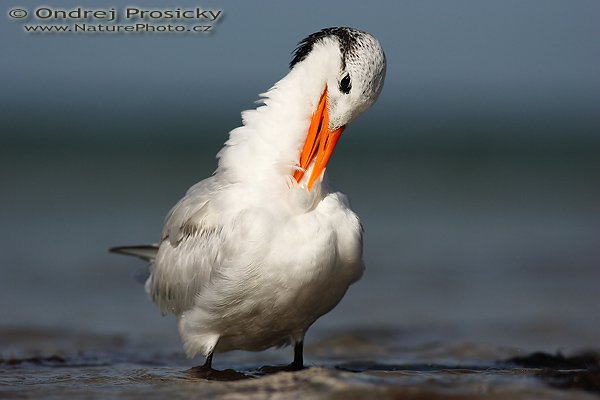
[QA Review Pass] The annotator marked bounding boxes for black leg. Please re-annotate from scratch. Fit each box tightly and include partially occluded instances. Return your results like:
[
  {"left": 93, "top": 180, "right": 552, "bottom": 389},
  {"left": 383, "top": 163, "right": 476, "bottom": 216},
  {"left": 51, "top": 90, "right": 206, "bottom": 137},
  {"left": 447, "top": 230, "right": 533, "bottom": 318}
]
[
  {"left": 188, "top": 351, "right": 249, "bottom": 380},
  {"left": 291, "top": 341, "right": 304, "bottom": 370},
  {"left": 259, "top": 340, "right": 305, "bottom": 374},
  {"left": 203, "top": 352, "right": 214, "bottom": 369}
]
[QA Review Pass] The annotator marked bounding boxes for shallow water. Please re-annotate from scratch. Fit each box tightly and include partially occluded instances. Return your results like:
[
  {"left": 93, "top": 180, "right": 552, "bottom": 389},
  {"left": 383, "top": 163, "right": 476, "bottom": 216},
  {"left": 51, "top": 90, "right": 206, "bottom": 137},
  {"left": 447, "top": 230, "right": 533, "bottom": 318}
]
[{"left": 1, "top": 326, "right": 599, "bottom": 399}]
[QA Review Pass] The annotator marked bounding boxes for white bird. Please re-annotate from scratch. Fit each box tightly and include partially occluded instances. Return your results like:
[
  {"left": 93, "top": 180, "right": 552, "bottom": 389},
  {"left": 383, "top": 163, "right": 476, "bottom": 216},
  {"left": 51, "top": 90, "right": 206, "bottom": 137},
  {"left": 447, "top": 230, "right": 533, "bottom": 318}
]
[{"left": 111, "top": 27, "right": 386, "bottom": 371}]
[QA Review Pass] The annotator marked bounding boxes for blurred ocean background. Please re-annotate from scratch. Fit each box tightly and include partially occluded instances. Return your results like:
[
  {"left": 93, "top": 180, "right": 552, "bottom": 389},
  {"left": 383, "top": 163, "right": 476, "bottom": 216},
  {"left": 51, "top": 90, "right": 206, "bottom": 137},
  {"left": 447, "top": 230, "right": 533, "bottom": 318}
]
[{"left": 1, "top": 0, "right": 599, "bottom": 359}]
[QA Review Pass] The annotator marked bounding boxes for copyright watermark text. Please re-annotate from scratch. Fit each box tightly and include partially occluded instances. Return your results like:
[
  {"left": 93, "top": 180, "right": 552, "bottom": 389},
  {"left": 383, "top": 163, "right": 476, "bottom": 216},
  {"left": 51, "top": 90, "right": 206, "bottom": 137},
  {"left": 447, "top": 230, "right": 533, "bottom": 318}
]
[{"left": 7, "top": 6, "right": 223, "bottom": 34}]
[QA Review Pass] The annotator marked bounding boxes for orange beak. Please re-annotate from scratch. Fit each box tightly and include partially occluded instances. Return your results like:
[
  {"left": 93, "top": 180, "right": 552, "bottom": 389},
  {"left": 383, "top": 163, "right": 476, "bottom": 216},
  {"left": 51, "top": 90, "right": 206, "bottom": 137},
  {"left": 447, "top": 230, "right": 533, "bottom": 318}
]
[{"left": 293, "top": 85, "right": 345, "bottom": 190}]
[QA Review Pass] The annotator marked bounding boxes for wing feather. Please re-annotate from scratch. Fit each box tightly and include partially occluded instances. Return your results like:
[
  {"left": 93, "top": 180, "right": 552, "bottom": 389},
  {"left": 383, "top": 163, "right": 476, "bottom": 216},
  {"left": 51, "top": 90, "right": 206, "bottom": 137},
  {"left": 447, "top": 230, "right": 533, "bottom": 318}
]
[
  {"left": 109, "top": 244, "right": 159, "bottom": 262},
  {"left": 148, "top": 176, "right": 227, "bottom": 315}
]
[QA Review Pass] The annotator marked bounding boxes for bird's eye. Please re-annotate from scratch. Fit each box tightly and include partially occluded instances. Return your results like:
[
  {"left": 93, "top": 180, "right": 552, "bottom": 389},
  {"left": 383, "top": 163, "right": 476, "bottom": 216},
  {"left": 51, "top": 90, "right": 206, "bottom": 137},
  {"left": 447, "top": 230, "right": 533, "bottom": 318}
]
[{"left": 339, "top": 73, "right": 352, "bottom": 94}]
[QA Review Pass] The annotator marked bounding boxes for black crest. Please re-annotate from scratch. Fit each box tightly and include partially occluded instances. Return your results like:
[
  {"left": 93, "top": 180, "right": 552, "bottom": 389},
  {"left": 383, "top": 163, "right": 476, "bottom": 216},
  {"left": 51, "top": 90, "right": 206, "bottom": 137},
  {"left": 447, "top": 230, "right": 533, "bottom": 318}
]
[{"left": 289, "top": 27, "right": 363, "bottom": 69}]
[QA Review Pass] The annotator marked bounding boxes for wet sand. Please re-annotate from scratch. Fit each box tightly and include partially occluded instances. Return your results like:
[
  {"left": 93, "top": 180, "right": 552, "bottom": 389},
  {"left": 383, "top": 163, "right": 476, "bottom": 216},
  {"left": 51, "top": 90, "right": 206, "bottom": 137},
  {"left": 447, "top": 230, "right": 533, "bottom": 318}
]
[{"left": 1, "top": 326, "right": 598, "bottom": 399}]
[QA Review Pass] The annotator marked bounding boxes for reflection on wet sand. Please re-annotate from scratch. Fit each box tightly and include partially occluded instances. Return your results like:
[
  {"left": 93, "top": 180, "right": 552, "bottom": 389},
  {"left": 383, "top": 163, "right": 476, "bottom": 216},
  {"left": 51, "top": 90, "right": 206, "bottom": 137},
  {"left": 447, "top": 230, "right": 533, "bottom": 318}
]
[{"left": 1, "top": 327, "right": 598, "bottom": 399}]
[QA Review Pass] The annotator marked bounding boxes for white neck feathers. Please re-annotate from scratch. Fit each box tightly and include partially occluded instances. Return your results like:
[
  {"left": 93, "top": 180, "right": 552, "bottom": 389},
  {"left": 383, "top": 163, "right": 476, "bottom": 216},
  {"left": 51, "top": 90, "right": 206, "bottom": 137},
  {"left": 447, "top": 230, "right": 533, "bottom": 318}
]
[{"left": 215, "top": 40, "right": 341, "bottom": 193}]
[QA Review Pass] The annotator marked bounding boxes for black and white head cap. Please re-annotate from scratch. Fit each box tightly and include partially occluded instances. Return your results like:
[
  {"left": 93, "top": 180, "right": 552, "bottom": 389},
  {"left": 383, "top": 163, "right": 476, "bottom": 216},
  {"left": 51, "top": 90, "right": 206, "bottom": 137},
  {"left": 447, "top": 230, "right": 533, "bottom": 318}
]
[{"left": 291, "top": 27, "right": 387, "bottom": 129}]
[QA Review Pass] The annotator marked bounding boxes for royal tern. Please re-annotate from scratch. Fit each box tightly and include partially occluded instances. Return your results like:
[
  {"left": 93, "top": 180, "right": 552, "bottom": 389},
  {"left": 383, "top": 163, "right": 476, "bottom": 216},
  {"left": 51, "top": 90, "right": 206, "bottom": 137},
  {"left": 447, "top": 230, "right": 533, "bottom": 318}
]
[{"left": 111, "top": 27, "right": 386, "bottom": 371}]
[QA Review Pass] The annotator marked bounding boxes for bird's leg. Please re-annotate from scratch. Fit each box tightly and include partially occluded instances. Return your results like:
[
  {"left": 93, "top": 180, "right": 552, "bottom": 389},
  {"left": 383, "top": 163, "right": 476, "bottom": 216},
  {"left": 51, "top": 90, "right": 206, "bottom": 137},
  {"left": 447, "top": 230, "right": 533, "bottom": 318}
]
[
  {"left": 259, "top": 340, "right": 305, "bottom": 373},
  {"left": 188, "top": 351, "right": 249, "bottom": 380},
  {"left": 291, "top": 341, "right": 304, "bottom": 370},
  {"left": 189, "top": 351, "right": 214, "bottom": 374},
  {"left": 203, "top": 352, "right": 214, "bottom": 369}
]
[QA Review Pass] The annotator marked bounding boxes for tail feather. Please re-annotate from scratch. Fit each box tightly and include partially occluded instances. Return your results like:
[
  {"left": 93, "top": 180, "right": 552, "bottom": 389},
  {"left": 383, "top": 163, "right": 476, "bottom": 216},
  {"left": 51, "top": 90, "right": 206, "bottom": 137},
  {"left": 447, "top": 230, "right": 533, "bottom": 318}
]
[{"left": 109, "top": 244, "right": 159, "bottom": 262}]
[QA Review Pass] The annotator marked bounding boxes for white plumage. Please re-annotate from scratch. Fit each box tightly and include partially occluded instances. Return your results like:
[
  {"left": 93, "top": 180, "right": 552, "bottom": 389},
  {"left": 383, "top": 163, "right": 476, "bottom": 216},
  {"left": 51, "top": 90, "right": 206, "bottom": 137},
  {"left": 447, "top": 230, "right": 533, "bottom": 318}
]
[{"left": 112, "top": 27, "right": 386, "bottom": 369}]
